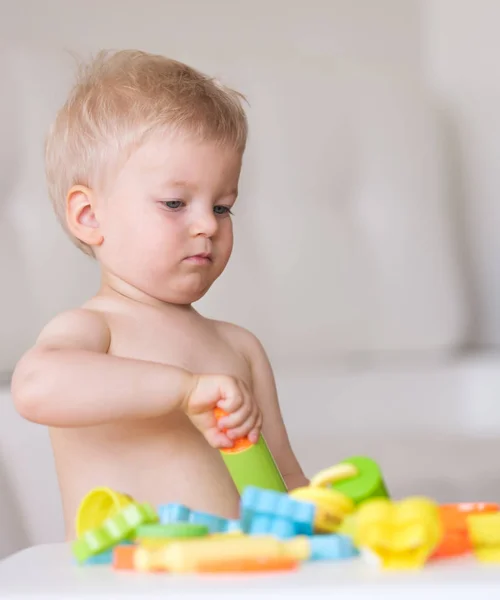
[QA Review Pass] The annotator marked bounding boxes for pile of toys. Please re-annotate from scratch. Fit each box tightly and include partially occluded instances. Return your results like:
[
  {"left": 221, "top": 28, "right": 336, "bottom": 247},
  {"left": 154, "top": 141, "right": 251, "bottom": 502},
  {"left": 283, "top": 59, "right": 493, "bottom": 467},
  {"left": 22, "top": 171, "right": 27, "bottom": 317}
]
[{"left": 71, "top": 455, "right": 500, "bottom": 574}]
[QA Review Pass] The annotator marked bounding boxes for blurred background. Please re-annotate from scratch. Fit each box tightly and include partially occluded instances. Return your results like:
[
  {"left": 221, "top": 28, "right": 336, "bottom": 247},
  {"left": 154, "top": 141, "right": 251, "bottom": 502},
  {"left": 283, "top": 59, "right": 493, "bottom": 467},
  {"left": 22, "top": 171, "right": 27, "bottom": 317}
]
[{"left": 1, "top": 0, "right": 500, "bottom": 558}]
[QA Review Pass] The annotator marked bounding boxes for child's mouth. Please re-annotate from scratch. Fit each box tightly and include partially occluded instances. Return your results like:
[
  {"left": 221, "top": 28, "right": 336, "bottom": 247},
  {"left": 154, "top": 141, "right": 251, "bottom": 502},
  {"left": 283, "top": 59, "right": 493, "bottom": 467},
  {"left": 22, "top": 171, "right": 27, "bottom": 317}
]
[{"left": 184, "top": 254, "right": 212, "bottom": 265}]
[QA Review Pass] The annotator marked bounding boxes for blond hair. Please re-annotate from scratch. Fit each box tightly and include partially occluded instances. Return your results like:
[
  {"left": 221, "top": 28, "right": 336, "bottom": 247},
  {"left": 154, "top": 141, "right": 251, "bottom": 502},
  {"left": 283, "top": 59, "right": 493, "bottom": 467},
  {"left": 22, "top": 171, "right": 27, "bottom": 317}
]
[{"left": 45, "top": 49, "right": 248, "bottom": 255}]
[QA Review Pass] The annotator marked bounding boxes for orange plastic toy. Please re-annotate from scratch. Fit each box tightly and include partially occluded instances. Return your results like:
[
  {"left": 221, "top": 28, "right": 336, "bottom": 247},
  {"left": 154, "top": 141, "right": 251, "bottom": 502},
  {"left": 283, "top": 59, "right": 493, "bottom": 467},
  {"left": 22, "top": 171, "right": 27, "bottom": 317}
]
[
  {"left": 432, "top": 502, "right": 499, "bottom": 559},
  {"left": 113, "top": 545, "right": 137, "bottom": 570},
  {"left": 214, "top": 407, "right": 253, "bottom": 454},
  {"left": 197, "top": 556, "right": 298, "bottom": 573}
]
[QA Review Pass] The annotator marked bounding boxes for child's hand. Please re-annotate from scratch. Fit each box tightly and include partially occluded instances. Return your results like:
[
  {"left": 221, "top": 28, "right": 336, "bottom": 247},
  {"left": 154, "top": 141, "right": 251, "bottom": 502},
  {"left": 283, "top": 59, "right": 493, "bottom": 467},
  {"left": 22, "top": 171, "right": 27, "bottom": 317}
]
[{"left": 184, "top": 374, "right": 262, "bottom": 449}]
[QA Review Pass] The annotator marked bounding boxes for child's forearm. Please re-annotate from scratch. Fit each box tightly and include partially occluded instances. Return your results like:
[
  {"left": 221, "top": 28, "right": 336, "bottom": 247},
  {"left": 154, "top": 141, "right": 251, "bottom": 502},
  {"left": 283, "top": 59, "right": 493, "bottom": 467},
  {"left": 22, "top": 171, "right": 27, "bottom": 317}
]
[{"left": 12, "top": 348, "right": 194, "bottom": 427}]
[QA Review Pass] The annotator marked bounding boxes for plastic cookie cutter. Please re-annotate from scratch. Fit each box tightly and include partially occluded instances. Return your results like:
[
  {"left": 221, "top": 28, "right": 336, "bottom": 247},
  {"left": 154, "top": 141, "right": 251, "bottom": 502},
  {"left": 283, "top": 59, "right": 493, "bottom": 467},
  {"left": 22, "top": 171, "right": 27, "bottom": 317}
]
[
  {"left": 135, "top": 523, "right": 209, "bottom": 549},
  {"left": 432, "top": 502, "right": 499, "bottom": 560},
  {"left": 467, "top": 511, "right": 500, "bottom": 563},
  {"left": 157, "top": 502, "right": 241, "bottom": 534},
  {"left": 308, "top": 534, "right": 359, "bottom": 561},
  {"left": 214, "top": 407, "right": 287, "bottom": 494},
  {"left": 289, "top": 486, "right": 354, "bottom": 533},
  {"left": 134, "top": 534, "right": 311, "bottom": 573},
  {"left": 72, "top": 502, "right": 158, "bottom": 564},
  {"left": 75, "top": 487, "right": 135, "bottom": 537},
  {"left": 240, "top": 486, "right": 315, "bottom": 538},
  {"left": 354, "top": 497, "right": 442, "bottom": 570},
  {"left": 311, "top": 457, "right": 389, "bottom": 506}
]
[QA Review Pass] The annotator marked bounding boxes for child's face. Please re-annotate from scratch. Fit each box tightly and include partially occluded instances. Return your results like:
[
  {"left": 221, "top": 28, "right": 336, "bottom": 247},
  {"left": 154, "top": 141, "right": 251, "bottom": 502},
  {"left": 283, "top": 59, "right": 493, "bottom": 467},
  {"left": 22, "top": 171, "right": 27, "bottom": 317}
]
[{"left": 95, "top": 134, "right": 242, "bottom": 304}]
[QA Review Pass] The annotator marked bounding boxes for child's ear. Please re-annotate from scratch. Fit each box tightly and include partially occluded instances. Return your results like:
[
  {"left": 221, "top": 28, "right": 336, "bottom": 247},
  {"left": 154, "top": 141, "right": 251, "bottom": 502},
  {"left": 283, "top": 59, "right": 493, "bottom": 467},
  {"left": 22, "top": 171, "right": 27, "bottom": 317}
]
[{"left": 66, "top": 185, "right": 104, "bottom": 248}]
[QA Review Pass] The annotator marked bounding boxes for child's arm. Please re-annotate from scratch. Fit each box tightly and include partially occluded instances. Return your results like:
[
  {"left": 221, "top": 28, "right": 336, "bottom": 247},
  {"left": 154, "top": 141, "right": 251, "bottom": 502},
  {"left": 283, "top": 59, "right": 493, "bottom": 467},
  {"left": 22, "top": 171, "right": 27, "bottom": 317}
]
[
  {"left": 12, "top": 309, "right": 259, "bottom": 448},
  {"left": 244, "top": 332, "right": 309, "bottom": 490}
]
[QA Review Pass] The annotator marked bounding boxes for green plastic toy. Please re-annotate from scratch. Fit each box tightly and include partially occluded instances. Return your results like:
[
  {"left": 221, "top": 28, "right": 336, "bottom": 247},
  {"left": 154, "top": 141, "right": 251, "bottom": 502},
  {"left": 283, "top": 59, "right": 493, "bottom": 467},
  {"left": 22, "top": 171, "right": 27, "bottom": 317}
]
[
  {"left": 328, "top": 456, "right": 389, "bottom": 505},
  {"left": 215, "top": 408, "right": 287, "bottom": 494},
  {"left": 220, "top": 435, "right": 287, "bottom": 494}
]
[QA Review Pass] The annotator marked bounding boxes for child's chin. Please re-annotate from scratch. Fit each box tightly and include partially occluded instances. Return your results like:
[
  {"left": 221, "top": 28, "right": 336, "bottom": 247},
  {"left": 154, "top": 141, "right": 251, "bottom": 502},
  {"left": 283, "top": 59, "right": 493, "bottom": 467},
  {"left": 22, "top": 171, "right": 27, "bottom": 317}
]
[{"left": 157, "top": 282, "right": 215, "bottom": 305}]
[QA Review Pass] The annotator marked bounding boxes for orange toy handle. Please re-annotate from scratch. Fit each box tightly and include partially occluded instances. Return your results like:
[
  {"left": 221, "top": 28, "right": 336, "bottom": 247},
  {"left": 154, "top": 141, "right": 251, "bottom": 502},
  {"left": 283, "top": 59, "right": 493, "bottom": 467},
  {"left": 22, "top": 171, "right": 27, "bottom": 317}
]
[{"left": 214, "top": 407, "right": 253, "bottom": 453}]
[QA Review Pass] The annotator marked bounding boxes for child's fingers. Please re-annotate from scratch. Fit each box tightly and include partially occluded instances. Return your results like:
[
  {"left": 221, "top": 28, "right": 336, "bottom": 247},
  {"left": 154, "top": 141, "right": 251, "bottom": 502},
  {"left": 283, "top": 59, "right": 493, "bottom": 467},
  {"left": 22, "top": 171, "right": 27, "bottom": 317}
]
[
  {"left": 248, "top": 429, "right": 259, "bottom": 444},
  {"left": 226, "top": 405, "right": 260, "bottom": 440},
  {"left": 248, "top": 412, "right": 263, "bottom": 443},
  {"left": 217, "top": 383, "right": 244, "bottom": 414},
  {"left": 218, "top": 402, "right": 252, "bottom": 430},
  {"left": 206, "top": 428, "right": 234, "bottom": 449}
]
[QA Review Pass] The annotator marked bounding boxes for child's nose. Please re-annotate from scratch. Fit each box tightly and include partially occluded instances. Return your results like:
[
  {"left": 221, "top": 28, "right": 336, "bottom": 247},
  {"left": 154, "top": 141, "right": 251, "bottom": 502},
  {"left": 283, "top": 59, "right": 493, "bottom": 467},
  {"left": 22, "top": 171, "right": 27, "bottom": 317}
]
[{"left": 189, "top": 209, "right": 218, "bottom": 238}]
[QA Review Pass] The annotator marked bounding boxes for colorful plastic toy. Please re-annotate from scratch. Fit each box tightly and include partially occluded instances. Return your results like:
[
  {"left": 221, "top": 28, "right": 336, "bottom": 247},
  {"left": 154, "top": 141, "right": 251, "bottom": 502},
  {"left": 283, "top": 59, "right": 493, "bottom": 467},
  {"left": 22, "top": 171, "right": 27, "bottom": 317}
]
[
  {"left": 354, "top": 497, "right": 442, "bottom": 570},
  {"left": 432, "top": 503, "right": 499, "bottom": 560},
  {"left": 197, "top": 556, "right": 299, "bottom": 573},
  {"left": 215, "top": 408, "right": 287, "bottom": 494},
  {"left": 134, "top": 523, "right": 210, "bottom": 550},
  {"left": 467, "top": 511, "right": 500, "bottom": 562},
  {"left": 83, "top": 541, "right": 134, "bottom": 566},
  {"left": 75, "top": 487, "right": 134, "bottom": 537},
  {"left": 136, "top": 523, "right": 209, "bottom": 539},
  {"left": 314, "top": 457, "right": 389, "bottom": 506},
  {"left": 134, "top": 535, "right": 311, "bottom": 573},
  {"left": 310, "top": 463, "right": 359, "bottom": 487},
  {"left": 241, "top": 486, "right": 315, "bottom": 538},
  {"left": 113, "top": 544, "right": 137, "bottom": 570},
  {"left": 338, "top": 513, "right": 357, "bottom": 538},
  {"left": 308, "top": 534, "right": 359, "bottom": 561},
  {"left": 72, "top": 502, "right": 158, "bottom": 564},
  {"left": 289, "top": 486, "right": 354, "bottom": 533},
  {"left": 83, "top": 548, "right": 114, "bottom": 566},
  {"left": 72, "top": 457, "right": 500, "bottom": 577},
  {"left": 157, "top": 502, "right": 240, "bottom": 533}
]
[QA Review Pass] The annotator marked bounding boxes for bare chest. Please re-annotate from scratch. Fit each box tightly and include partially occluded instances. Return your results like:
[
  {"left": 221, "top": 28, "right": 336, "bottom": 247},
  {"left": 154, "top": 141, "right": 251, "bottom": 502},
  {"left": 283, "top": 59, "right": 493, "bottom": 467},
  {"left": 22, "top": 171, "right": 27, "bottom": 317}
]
[{"left": 105, "top": 308, "right": 252, "bottom": 383}]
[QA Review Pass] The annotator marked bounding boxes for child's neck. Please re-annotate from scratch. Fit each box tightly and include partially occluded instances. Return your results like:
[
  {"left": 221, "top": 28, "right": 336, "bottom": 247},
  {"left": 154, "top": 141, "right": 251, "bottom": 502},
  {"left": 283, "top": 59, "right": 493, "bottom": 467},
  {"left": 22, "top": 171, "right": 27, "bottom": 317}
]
[{"left": 99, "top": 271, "right": 195, "bottom": 313}]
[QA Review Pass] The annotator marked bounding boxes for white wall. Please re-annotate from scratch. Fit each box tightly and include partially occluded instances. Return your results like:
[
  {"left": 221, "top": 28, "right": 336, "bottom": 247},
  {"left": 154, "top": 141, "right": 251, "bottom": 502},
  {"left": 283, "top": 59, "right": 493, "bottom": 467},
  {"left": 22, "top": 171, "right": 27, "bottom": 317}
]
[
  {"left": 1, "top": 0, "right": 459, "bottom": 377},
  {"left": 423, "top": 0, "right": 500, "bottom": 347},
  {"left": 0, "top": 0, "right": 423, "bottom": 71}
]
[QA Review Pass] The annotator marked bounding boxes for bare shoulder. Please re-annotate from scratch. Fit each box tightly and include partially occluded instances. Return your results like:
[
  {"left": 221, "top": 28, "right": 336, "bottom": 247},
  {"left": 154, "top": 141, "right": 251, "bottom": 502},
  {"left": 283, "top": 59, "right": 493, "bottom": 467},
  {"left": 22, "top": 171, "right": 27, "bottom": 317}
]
[
  {"left": 211, "top": 320, "right": 267, "bottom": 363},
  {"left": 36, "top": 306, "right": 111, "bottom": 353}
]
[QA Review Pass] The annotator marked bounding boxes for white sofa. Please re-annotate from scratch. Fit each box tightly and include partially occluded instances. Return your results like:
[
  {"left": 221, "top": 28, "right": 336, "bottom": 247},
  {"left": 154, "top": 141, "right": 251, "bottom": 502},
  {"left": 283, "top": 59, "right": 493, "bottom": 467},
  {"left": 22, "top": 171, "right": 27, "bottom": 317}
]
[{"left": 1, "top": 40, "right": 499, "bottom": 560}]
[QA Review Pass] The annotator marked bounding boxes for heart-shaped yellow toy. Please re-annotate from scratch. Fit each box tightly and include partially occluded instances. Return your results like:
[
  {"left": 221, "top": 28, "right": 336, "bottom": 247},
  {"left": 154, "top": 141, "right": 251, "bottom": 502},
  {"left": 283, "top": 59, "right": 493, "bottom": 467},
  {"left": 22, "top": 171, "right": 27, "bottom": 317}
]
[{"left": 354, "top": 497, "right": 442, "bottom": 570}]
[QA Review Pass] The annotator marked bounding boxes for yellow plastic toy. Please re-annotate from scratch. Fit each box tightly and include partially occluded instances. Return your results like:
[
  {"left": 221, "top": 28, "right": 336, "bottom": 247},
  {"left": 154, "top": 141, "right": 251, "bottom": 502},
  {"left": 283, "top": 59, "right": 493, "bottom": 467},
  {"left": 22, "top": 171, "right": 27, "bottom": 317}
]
[
  {"left": 354, "top": 497, "right": 442, "bottom": 570},
  {"left": 289, "top": 486, "right": 354, "bottom": 533},
  {"left": 467, "top": 512, "right": 500, "bottom": 562},
  {"left": 310, "top": 463, "right": 359, "bottom": 488},
  {"left": 134, "top": 535, "right": 311, "bottom": 573},
  {"left": 338, "top": 513, "right": 357, "bottom": 538},
  {"left": 75, "top": 487, "right": 134, "bottom": 537}
]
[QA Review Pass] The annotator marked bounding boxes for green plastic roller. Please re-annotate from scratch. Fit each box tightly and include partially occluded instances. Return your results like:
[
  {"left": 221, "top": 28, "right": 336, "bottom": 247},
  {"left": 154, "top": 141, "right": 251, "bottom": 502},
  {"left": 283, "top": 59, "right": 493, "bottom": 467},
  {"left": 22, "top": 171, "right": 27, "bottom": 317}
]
[{"left": 215, "top": 408, "right": 287, "bottom": 494}]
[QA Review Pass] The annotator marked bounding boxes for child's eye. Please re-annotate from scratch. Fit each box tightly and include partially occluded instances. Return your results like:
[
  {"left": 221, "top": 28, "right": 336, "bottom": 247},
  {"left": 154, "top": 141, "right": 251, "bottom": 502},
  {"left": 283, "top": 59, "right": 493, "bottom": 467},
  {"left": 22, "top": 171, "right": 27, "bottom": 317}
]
[
  {"left": 162, "top": 200, "right": 185, "bottom": 210},
  {"left": 213, "top": 205, "right": 233, "bottom": 216}
]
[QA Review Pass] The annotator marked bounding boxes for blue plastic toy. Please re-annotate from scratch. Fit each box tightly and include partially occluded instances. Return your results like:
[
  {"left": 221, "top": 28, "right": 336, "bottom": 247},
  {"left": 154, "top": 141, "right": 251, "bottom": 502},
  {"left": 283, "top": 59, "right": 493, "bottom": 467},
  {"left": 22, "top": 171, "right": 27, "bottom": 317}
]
[
  {"left": 241, "top": 486, "right": 315, "bottom": 539},
  {"left": 309, "top": 534, "right": 359, "bottom": 561},
  {"left": 157, "top": 503, "right": 240, "bottom": 534}
]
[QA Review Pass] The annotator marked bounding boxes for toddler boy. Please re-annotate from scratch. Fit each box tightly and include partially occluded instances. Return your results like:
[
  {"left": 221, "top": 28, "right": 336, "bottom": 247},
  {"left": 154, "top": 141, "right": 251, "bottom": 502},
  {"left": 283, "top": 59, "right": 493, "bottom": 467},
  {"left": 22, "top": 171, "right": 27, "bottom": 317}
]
[{"left": 12, "top": 50, "right": 307, "bottom": 539}]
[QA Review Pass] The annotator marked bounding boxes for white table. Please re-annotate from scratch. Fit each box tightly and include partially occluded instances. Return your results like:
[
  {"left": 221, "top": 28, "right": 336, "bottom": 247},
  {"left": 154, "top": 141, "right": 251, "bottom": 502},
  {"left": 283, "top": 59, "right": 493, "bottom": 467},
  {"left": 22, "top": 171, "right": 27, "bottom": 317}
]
[{"left": 2, "top": 543, "right": 500, "bottom": 598}]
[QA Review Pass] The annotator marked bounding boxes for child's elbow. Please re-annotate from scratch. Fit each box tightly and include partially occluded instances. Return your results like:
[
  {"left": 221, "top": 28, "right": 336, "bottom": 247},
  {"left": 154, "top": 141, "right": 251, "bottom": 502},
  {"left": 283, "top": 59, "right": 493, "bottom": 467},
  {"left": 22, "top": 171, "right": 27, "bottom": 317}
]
[{"left": 11, "top": 351, "right": 54, "bottom": 424}]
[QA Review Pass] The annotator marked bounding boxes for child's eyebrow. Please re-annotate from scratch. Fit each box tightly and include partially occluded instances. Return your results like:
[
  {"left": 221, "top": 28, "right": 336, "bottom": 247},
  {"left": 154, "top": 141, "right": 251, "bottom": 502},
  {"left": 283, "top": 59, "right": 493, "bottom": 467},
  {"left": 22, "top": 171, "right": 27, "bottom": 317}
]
[
  {"left": 159, "top": 180, "right": 239, "bottom": 197},
  {"left": 161, "top": 179, "right": 191, "bottom": 189}
]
